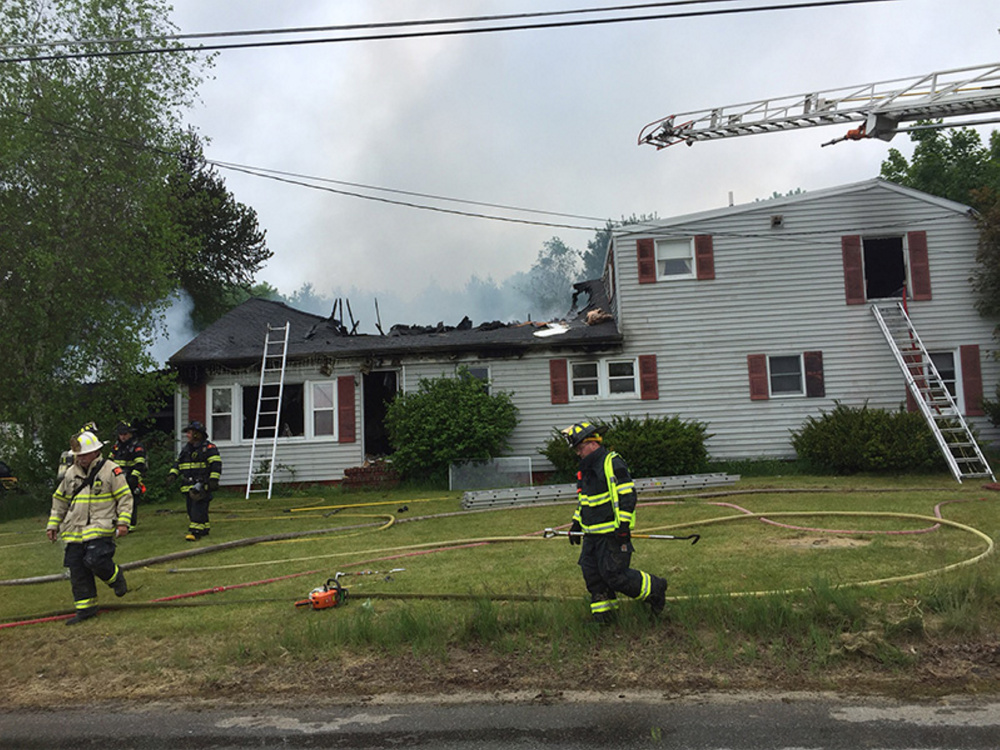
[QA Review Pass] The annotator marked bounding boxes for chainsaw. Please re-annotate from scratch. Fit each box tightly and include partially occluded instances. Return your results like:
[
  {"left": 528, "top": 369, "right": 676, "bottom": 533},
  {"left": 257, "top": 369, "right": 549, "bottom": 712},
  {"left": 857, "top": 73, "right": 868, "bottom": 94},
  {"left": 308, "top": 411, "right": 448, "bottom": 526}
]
[{"left": 294, "top": 578, "right": 349, "bottom": 610}]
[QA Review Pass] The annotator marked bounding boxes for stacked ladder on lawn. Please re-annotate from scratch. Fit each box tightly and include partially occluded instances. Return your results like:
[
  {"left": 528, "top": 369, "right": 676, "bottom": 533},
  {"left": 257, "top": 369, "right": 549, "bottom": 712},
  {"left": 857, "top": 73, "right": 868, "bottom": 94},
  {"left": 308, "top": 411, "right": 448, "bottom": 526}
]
[
  {"left": 871, "top": 301, "right": 994, "bottom": 483},
  {"left": 462, "top": 473, "right": 740, "bottom": 510},
  {"left": 245, "top": 322, "right": 290, "bottom": 499}
]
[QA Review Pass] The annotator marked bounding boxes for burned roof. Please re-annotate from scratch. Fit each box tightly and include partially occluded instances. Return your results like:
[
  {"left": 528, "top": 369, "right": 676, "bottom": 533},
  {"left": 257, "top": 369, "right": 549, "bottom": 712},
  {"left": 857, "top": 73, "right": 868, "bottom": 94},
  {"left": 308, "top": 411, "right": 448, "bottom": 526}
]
[{"left": 168, "top": 280, "right": 621, "bottom": 371}]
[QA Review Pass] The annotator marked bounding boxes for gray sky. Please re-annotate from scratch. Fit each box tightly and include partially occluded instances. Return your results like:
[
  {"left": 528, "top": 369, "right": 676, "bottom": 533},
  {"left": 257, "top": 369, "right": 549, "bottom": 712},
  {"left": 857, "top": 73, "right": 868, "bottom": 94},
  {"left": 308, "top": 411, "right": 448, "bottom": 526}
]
[{"left": 166, "top": 0, "right": 1000, "bottom": 326}]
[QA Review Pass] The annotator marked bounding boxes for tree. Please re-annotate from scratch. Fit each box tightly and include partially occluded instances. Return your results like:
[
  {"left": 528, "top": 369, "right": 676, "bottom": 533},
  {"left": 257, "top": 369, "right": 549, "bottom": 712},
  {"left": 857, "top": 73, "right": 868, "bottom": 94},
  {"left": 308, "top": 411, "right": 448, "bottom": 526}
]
[
  {"left": 168, "top": 132, "right": 272, "bottom": 331},
  {"left": 515, "top": 237, "right": 581, "bottom": 318},
  {"left": 0, "top": 0, "right": 209, "bottom": 479},
  {"left": 880, "top": 125, "right": 1000, "bottom": 211}
]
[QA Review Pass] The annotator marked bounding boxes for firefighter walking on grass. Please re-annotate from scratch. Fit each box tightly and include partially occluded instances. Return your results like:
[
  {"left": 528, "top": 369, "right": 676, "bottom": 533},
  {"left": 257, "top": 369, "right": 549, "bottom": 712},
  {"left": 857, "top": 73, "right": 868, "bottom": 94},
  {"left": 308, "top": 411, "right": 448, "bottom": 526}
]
[
  {"left": 46, "top": 430, "right": 132, "bottom": 625},
  {"left": 167, "top": 421, "right": 222, "bottom": 542},
  {"left": 562, "top": 421, "right": 668, "bottom": 623},
  {"left": 109, "top": 421, "right": 147, "bottom": 529}
]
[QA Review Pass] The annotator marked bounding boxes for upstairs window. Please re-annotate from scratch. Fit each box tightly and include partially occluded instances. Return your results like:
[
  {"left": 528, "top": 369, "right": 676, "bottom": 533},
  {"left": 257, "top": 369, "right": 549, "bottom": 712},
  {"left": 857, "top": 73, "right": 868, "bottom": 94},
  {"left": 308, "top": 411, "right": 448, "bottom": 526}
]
[{"left": 655, "top": 238, "right": 694, "bottom": 279}]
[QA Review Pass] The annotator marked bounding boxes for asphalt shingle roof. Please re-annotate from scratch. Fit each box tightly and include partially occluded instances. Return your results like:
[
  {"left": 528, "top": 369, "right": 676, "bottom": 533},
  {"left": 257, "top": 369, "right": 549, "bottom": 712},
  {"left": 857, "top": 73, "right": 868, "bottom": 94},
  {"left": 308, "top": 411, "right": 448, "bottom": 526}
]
[{"left": 168, "top": 281, "right": 621, "bottom": 369}]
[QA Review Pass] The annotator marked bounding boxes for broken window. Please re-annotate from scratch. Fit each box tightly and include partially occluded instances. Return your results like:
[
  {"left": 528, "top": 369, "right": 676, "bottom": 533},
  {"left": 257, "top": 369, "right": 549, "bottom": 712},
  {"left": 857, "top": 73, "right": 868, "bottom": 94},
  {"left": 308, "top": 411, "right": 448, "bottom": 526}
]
[
  {"left": 863, "top": 236, "right": 906, "bottom": 299},
  {"left": 242, "top": 383, "right": 305, "bottom": 439}
]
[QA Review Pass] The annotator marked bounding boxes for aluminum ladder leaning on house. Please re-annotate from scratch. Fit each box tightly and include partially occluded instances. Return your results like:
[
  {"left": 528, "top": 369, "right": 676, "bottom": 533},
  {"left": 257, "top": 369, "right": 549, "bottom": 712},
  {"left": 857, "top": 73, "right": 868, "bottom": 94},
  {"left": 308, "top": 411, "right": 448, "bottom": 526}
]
[
  {"left": 871, "top": 301, "right": 995, "bottom": 483},
  {"left": 245, "top": 322, "right": 290, "bottom": 499}
]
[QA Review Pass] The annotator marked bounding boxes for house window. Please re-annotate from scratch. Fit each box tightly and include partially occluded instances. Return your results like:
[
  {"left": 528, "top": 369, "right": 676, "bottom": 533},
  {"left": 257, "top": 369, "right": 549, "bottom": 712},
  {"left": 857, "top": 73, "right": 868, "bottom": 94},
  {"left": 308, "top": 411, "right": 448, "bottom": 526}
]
[
  {"left": 571, "top": 362, "right": 600, "bottom": 397},
  {"left": 768, "top": 355, "right": 804, "bottom": 396},
  {"left": 458, "top": 365, "right": 491, "bottom": 394},
  {"left": 863, "top": 236, "right": 906, "bottom": 299},
  {"left": 926, "top": 350, "right": 966, "bottom": 411},
  {"left": 242, "top": 383, "right": 305, "bottom": 439},
  {"left": 608, "top": 360, "right": 636, "bottom": 394},
  {"left": 208, "top": 386, "right": 234, "bottom": 443},
  {"left": 571, "top": 359, "right": 637, "bottom": 399},
  {"left": 311, "top": 382, "right": 336, "bottom": 438},
  {"left": 655, "top": 238, "right": 694, "bottom": 279}
]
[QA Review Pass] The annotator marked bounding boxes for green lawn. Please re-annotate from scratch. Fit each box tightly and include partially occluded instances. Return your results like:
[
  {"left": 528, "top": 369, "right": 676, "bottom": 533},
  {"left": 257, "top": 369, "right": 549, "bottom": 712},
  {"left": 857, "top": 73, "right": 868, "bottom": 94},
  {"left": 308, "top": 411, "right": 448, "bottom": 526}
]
[{"left": 2, "top": 473, "right": 999, "bottom": 705}]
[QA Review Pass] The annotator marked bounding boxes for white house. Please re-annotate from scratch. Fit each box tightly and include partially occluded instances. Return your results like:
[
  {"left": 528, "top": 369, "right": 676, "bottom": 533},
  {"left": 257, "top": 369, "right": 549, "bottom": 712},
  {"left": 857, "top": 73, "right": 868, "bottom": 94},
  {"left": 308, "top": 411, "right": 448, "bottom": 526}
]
[{"left": 167, "top": 178, "right": 999, "bottom": 485}]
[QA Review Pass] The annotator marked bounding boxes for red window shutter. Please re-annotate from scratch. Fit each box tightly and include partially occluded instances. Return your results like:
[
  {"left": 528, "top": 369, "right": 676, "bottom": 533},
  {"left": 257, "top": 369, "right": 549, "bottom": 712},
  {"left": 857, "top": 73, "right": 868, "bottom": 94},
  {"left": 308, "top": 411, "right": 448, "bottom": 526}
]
[
  {"left": 637, "top": 238, "right": 656, "bottom": 284},
  {"left": 841, "top": 235, "right": 865, "bottom": 305},
  {"left": 747, "top": 354, "right": 769, "bottom": 400},
  {"left": 961, "top": 344, "right": 984, "bottom": 416},
  {"left": 337, "top": 376, "right": 356, "bottom": 443},
  {"left": 908, "top": 230, "right": 932, "bottom": 301},
  {"left": 694, "top": 235, "right": 715, "bottom": 280},
  {"left": 188, "top": 384, "right": 206, "bottom": 424},
  {"left": 639, "top": 355, "right": 659, "bottom": 400},
  {"left": 549, "top": 359, "right": 569, "bottom": 404},
  {"left": 803, "top": 351, "right": 825, "bottom": 398}
]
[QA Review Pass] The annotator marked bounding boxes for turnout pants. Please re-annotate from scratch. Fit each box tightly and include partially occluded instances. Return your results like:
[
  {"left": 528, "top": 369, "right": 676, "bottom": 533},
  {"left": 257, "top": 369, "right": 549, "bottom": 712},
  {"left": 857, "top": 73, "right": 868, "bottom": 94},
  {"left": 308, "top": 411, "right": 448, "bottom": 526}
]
[
  {"left": 186, "top": 491, "right": 213, "bottom": 537},
  {"left": 64, "top": 538, "right": 123, "bottom": 613},
  {"left": 578, "top": 534, "right": 660, "bottom": 619}
]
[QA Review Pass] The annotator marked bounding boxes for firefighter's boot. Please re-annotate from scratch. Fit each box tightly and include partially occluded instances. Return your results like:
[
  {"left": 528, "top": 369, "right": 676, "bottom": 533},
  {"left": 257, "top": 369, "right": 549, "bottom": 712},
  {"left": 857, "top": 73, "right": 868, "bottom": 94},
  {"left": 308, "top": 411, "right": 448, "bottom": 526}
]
[
  {"left": 648, "top": 575, "right": 668, "bottom": 618},
  {"left": 111, "top": 570, "right": 128, "bottom": 598},
  {"left": 65, "top": 607, "right": 98, "bottom": 626}
]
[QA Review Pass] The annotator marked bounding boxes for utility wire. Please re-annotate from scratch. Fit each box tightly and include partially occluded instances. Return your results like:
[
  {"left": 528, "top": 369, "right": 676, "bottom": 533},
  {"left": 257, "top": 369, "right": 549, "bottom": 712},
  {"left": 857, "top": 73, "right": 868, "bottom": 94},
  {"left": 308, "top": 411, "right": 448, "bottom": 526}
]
[
  {"left": 0, "top": 1, "right": 823, "bottom": 49},
  {"left": 0, "top": 0, "right": 895, "bottom": 63}
]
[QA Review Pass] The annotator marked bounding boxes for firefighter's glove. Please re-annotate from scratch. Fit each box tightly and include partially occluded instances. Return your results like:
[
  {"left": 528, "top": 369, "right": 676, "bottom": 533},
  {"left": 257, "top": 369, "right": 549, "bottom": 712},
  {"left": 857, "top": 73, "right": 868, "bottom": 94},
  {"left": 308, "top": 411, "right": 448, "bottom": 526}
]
[
  {"left": 615, "top": 523, "right": 631, "bottom": 541},
  {"left": 569, "top": 520, "right": 582, "bottom": 546},
  {"left": 165, "top": 473, "right": 176, "bottom": 486},
  {"left": 208, "top": 478, "right": 219, "bottom": 491}
]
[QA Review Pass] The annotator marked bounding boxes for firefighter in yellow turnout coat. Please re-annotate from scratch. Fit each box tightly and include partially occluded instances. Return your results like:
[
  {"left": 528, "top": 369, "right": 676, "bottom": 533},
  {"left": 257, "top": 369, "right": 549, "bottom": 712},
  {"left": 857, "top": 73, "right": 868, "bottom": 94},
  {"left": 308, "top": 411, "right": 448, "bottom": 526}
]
[
  {"left": 46, "top": 431, "right": 132, "bottom": 625},
  {"left": 563, "top": 421, "right": 667, "bottom": 623}
]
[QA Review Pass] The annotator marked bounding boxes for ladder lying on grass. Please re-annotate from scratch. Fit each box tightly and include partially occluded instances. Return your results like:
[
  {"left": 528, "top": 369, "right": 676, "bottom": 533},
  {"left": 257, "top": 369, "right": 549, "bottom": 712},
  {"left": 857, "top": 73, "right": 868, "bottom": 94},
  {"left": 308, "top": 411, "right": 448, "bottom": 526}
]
[
  {"left": 871, "top": 301, "right": 994, "bottom": 483},
  {"left": 245, "top": 322, "right": 290, "bottom": 499}
]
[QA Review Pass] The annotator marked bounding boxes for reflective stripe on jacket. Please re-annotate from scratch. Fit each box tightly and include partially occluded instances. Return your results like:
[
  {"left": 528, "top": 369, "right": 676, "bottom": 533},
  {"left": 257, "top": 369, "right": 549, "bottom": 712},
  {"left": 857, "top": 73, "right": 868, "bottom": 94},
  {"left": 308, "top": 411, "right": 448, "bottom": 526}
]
[
  {"left": 572, "top": 447, "right": 637, "bottom": 535},
  {"left": 169, "top": 440, "right": 222, "bottom": 492},
  {"left": 48, "top": 459, "right": 133, "bottom": 542}
]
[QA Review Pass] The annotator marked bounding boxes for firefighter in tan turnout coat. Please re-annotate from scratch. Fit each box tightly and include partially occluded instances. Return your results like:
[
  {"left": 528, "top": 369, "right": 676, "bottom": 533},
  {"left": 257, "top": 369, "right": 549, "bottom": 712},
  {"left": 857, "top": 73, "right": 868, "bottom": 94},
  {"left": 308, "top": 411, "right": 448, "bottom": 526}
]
[{"left": 46, "top": 430, "right": 132, "bottom": 625}]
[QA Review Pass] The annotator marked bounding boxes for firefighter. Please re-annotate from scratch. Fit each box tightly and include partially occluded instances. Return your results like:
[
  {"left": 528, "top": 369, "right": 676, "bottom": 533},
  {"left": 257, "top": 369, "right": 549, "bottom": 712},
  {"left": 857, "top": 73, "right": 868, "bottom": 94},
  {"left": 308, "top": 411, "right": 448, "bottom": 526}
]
[
  {"left": 167, "top": 420, "right": 222, "bottom": 541},
  {"left": 46, "top": 430, "right": 132, "bottom": 625},
  {"left": 109, "top": 421, "right": 147, "bottom": 529},
  {"left": 56, "top": 421, "right": 99, "bottom": 484},
  {"left": 562, "top": 421, "right": 668, "bottom": 623}
]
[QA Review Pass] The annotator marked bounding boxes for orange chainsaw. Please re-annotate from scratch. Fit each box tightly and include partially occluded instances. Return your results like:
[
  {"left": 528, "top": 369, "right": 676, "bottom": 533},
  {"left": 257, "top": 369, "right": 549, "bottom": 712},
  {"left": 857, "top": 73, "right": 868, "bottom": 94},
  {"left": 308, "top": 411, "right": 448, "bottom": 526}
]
[{"left": 294, "top": 578, "right": 349, "bottom": 610}]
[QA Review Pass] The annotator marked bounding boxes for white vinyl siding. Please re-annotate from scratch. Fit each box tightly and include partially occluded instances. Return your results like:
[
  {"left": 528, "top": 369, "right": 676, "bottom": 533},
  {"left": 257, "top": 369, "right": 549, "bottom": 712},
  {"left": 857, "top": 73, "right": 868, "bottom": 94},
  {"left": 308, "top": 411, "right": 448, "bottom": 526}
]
[{"left": 610, "top": 180, "right": 1000, "bottom": 459}]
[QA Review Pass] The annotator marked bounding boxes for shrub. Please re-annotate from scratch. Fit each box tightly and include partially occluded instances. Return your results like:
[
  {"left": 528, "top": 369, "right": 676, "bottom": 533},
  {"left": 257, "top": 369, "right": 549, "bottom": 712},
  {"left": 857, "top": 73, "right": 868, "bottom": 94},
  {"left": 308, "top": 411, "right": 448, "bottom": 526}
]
[
  {"left": 790, "top": 401, "right": 946, "bottom": 474},
  {"left": 385, "top": 368, "right": 519, "bottom": 484},
  {"left": 539, "top": 414, "right": 711, "bottom": 480}
]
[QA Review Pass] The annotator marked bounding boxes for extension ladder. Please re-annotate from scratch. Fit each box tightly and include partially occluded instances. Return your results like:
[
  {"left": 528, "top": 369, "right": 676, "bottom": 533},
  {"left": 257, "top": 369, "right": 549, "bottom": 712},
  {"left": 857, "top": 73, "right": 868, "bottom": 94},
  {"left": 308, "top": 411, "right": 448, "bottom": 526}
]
[
  {"left": 871, "top": 302, "right": 994, "bottom": 483},
  {"left": 245, "top": 322, "right": 290, "bottom": 499}
]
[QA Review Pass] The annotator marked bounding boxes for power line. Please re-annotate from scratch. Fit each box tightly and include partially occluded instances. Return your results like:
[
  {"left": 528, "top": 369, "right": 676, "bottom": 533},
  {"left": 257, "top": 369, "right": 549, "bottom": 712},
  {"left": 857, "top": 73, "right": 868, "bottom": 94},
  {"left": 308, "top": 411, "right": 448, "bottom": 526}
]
[
  {"left": 0, "top": 1, "right": 817, "bottom": 49},
  {"left": 0, "top": 0, "right": 896, "bottom": 63}
]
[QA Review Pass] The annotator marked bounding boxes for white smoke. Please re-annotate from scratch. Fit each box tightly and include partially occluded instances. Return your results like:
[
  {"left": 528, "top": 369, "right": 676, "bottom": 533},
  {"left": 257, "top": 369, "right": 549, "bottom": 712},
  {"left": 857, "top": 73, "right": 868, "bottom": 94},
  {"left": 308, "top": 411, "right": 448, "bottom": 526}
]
[{"left": 149, "top": 291, "right": 197, "bottom": 367}]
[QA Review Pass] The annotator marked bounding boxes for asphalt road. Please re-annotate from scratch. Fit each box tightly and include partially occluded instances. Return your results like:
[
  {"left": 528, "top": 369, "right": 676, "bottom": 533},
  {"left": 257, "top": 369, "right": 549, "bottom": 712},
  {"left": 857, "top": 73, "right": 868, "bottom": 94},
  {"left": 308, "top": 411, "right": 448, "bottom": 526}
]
[{"left": 3, "top": 693, "right": 1000, "bottom": 749}]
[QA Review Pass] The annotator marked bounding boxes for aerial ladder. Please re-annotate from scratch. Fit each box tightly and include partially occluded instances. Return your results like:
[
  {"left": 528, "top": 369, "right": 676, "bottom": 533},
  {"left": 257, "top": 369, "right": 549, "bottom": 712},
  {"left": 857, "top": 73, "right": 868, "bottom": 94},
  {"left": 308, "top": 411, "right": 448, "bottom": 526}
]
[{"left": 638, "top": 62, "right": 1000, "bottom": 149}]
